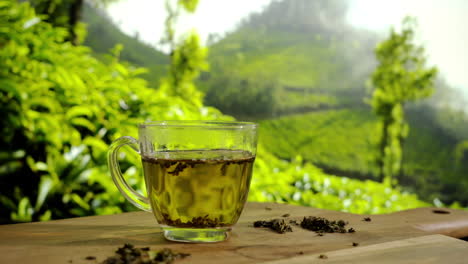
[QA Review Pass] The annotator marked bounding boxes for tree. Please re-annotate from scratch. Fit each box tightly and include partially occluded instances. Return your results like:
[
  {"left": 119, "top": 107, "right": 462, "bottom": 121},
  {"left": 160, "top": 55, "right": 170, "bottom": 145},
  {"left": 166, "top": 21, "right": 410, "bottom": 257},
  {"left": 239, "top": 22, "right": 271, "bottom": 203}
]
[
  {"left": 159, "top": 0, "right": 207, "bottom": 106},
  {"left": 30, "top": 0, "right": 119, "bottom": 45},
  {"left": 370, "top": 18, "right": 437, "bottom": 184}
]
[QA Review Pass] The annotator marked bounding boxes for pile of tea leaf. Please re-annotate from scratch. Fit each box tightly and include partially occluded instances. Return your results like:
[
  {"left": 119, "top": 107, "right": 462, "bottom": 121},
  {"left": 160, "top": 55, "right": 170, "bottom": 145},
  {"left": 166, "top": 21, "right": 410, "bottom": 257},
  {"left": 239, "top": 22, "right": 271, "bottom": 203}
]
[
  {"left": 162, "top": 213, "right": 227, "bottom": 228},
  {"left": 301, "top": 216, "right": 355, "bottom": 234},
  {"left": 99, "top": 243, "right": 190, "bottom": 264}
]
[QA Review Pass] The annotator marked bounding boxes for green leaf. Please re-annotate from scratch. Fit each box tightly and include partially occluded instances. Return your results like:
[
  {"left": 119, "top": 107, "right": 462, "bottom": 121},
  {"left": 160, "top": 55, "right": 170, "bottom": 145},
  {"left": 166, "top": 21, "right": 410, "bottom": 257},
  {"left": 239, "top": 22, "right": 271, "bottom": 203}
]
[
  {"left": 0, "top": 80, "right": 20, "bottom": 100},
  {"left": 70, "top": 193, "right": 90, "bottom": 210},
  {"left": 66, "top": 106, "right": 94, "bottom": 119},
  {"left": 39, "top": 210, "right": 52, "bottom": 222},
  {"left": 35, "top": 176, "right": 55, "bottom": 211},
  {"left": 11, "top": 197, "right": 33, "bottom": 222},
  {"left": 70, "top": 117, "right": 96, "bottom": 132},
  {"left": 0, "top": 194, "right": 16, "bottom": 211}
]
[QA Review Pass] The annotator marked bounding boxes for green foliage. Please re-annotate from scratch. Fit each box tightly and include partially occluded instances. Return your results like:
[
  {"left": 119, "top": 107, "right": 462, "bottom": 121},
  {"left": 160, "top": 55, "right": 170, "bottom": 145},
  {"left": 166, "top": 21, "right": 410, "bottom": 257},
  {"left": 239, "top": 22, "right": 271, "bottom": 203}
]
[
  {"left": 0, "top": 0, "right": 226, "bottom": 224},
  {"left": 455, "top": 141, "right": 468, "bottom": 166},
  {"left": 178, "top": 0, "right": 198, "bottom": 13},
  {"left": 370, "top": 17, "right": 438, "bottom": 183}
]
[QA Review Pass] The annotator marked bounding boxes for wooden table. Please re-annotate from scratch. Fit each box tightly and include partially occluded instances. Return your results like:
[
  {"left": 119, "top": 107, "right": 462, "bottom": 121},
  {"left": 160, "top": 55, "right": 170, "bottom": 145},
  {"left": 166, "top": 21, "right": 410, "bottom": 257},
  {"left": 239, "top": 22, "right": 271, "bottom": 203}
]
[{"left": 1, "top": 202, "right": 468, "bottom": 263}]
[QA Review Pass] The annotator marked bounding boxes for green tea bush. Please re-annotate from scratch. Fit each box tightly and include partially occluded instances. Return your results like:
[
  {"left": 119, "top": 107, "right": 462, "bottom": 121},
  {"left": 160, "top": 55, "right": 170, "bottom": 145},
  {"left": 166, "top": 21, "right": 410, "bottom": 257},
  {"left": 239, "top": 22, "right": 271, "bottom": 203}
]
[
  {"left": 251, "top": 147, "right": 429, "bottom": 214},
  {"left": 259, "top": 109, "right": 468, "bottom": 206},
  {"left": 0, "top": 0, "right": 431, "bottom": 224}
]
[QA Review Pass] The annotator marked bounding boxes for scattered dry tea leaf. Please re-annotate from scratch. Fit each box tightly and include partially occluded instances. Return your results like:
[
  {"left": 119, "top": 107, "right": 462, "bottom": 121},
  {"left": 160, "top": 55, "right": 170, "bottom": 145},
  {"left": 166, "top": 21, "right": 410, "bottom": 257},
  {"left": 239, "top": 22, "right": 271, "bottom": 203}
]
[
  {"left": 265, "top": 207, "right": 272, "bottom": 211},
  {"left": 153, "top": 248, "right": 190, "bottom": 263},
  {"left": 319, "top": 254, "right": 328, "bottom": 259},
  {"left": 352, "top": 242, "right": 359, "bottom": 247},
  {"left": 256, "top": 216, "right": 355, "bottom": 235},
  {"left": 100, "top": 244, "right": 190, "bottom": 264},
  {"left": 85, "top": 256, "right": 96, "bottom": 260},
  {"left": 432, "top": 209, "right": 450, "bottom": 214},
  {"left": 298, "top": 251, "right": 304, "bottom": 255},
  {"left": 363, "top": 217, "right": 372, "bottom": 222},
  {"left": 254, "top": 219, "right": 292, "bottom": 234},
  {"left": 282, "top": 213, "right": 290, "bottom": 217}
]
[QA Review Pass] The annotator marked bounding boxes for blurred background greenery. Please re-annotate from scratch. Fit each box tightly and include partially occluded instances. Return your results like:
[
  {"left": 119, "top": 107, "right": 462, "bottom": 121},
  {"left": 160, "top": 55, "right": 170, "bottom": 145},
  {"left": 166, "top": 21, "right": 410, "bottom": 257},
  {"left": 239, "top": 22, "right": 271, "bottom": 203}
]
[{"left": 1, "top": 0, "right": 467, "bottom": 224}]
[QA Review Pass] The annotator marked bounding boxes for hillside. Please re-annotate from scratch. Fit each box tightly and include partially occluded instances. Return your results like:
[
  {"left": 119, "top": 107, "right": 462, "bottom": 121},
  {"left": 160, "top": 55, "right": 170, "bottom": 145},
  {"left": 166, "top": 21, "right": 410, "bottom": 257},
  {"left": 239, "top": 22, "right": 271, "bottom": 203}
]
[
  {"left": 199, "top": 0, "right": 377, "bottom": 118},
  {"left": 83, "top": 4, "right": 168, "bottom": 86},
  {"left": 259, "top": 107, "right": 468, "bottom": 205}
]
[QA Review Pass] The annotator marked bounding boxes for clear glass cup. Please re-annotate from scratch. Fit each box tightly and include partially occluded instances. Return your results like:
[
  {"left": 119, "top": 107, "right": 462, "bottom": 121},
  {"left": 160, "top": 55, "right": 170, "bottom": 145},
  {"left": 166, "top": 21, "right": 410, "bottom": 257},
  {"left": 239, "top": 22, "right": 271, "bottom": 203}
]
[{"left": 107, "top": 121, "right": 258, "bottom": 243}]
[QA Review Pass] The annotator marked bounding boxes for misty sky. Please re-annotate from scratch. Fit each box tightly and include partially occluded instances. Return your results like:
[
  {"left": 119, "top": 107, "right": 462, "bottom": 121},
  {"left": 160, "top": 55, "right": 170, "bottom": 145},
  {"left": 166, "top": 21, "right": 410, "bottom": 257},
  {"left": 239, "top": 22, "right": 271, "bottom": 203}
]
[{"left": 108, "top": 0, "right": 468, "bottom": 97}]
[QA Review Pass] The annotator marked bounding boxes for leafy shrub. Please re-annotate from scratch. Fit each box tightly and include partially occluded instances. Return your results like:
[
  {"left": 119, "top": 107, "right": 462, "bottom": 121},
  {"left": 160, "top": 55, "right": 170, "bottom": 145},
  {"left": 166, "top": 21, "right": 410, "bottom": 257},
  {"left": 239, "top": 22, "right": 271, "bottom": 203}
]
[{"left": 0, "top": 0, "right": 226, "bottom": 223}]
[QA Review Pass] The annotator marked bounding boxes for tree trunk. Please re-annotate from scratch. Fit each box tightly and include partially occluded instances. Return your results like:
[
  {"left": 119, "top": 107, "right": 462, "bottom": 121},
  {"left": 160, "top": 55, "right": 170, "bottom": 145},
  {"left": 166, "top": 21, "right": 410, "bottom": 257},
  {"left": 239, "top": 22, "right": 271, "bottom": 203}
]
[
  {"left": 378, "top": 118, "right": 390, "bottom": 183},
  {"left": 397, "top": 122, "right": 407, "bottom": 184},
  {"left": 68, "top": 0, "right": 84, "bottom": 45}
]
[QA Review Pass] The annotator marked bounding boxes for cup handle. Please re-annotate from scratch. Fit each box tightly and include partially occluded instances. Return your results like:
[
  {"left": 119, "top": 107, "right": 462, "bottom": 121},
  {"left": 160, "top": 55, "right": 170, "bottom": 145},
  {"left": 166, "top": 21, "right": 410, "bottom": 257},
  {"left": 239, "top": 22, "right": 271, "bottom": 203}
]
[{"left": 107, "top": 136, "right": 151, "bottom": 212}]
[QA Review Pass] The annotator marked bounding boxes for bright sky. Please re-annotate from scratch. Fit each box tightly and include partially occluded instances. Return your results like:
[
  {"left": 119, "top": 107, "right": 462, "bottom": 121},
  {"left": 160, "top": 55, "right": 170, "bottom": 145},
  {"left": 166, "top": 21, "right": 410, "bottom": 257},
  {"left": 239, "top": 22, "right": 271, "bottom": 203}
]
[
  {"left": 349, "top": 0, "right": 468, "bottom": 98},
  {"left": 108, "top": 0, "right": 468, "bottom": 97},
  {"left": 107, "top": 0, "right": 271, "bottom": 48}
]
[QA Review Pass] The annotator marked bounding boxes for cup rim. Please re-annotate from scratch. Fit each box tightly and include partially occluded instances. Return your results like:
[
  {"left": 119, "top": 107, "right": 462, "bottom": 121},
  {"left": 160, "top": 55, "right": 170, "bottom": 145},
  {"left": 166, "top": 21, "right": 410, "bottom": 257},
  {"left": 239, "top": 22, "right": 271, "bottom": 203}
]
[{"left": 138, "top": 120, "right": 258, "bottom": 129}]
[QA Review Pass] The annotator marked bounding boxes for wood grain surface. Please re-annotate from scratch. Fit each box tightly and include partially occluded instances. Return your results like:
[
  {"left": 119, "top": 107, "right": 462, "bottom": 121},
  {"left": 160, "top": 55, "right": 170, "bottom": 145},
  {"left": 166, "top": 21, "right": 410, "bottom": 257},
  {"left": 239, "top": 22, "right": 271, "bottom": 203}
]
[
  {"left": 264, "top": 235, "right": 468, "bottom": 264},
  {"left": 0, "top": 202, "right": 467, "bottom": 264}
]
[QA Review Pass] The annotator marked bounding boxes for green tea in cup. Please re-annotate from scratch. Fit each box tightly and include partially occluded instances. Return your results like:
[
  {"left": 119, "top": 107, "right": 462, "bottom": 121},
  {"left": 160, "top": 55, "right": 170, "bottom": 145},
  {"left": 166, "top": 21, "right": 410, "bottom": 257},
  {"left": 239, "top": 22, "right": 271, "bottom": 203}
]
[{"left": 108, "top": 121, "right": 258, "bottom": 243}]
